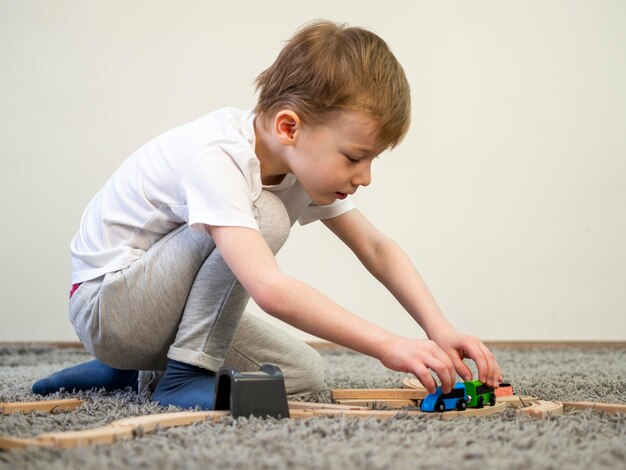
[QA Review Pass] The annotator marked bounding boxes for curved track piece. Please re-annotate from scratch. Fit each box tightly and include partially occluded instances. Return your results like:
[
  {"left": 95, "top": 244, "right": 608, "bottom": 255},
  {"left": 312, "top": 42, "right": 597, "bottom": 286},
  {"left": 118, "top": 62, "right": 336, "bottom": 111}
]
[
  {"left": 402, "top": 377, "right": 427, "bottom": 391},
  {"left": 518, "top": 400, "right": 563, "bottom": 419},
  {"left": 0, "top": 410, "right": 229, "bottom": 450}
]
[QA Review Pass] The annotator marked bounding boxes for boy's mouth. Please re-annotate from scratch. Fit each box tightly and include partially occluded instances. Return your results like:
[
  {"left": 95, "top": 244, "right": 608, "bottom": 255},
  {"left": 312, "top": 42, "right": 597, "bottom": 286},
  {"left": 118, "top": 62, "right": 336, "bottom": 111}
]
[{"left": 335, "top": 192, "right": 347, "bottom": 200}]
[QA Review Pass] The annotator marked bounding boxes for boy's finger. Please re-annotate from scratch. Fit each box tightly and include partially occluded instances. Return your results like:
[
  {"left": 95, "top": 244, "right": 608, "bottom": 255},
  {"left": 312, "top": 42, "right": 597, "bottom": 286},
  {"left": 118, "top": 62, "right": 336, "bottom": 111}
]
[
  {"left": 444, "top": 353, "right": 459, "bottom": 388},
  {"left": 463, "top": 341, "right": 490, "bottom": 384},
  {"left": 496, "top": 364, "right": 503, "bottom": 383},
  {"left": 412, "top": 365, "right": 437, "bottom": 394},
  {"left": 435, "top": 348, "right": 456, "bottom": 388},
  {"left": 493, "top": 357, "right": 503, "bottom": 385},
  {"left": 451, "top": 355, "right": 473, "bottom": 382},
  {"left": 430, "top": 349, "right": 456, "bottom": 392},
  {"left": 494, "top": 356, "right": 503, "bottom": 382},
  {"left": 492, "top": 363, "right": 500, "bottom": 388},
  {"left": 426, "top": 358, "right": 454, "bottom": 393},
  {"left": 478, "top": 342, "right": 496, "bottom": 386}
]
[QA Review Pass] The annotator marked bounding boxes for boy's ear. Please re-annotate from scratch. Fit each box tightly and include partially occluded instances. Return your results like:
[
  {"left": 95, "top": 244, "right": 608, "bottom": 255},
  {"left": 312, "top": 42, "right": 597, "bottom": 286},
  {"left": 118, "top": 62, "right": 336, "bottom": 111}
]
[{"left": 274, "top": 110, "right": 301, "bottom": 145}]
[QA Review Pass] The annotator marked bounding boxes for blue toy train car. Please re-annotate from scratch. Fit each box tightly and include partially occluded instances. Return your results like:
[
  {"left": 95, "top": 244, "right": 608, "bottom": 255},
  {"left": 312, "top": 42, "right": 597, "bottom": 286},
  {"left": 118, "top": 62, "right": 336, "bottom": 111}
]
[{"left": 420, "top": 380, "right": 496, "bottom": 412}]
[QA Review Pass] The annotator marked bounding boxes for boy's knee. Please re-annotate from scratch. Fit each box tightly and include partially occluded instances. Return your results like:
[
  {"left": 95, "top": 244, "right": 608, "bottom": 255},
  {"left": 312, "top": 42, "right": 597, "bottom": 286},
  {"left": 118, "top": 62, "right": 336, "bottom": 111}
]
[
  {"left": 87, "top": 338, "right": 158, "bottom": 371},
  {"left": 254, "top": 191, "right": 290, "bottom": 255},
  {"left": 284, "top": 346, "right": 324, "bottom": 395}
]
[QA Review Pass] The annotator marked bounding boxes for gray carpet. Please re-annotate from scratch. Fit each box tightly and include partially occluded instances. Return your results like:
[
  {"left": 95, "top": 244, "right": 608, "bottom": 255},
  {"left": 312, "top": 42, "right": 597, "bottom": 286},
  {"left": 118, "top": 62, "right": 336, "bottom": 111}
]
[{"left": 1, "top": 345, "right": 625, "bottom": 469}]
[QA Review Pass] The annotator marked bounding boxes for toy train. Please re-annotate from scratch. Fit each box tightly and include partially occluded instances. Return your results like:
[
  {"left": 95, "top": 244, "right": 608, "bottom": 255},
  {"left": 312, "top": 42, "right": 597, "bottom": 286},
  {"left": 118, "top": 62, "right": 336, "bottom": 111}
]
[{"left": 420, "top": 380, "right": 496, "bottom": 412}]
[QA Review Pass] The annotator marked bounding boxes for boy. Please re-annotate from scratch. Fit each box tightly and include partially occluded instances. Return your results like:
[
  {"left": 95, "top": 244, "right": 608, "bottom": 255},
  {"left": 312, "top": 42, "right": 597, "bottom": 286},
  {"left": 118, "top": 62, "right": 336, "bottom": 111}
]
[{"left": 33, "top": 20, "right": 502, "bottom": 409}]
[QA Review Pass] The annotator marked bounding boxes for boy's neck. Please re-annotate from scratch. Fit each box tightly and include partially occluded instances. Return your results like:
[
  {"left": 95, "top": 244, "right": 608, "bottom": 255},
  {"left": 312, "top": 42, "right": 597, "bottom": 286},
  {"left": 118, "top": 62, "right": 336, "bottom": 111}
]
[{"left": 254, "top": 118, "right": 290, "bottom": 185}]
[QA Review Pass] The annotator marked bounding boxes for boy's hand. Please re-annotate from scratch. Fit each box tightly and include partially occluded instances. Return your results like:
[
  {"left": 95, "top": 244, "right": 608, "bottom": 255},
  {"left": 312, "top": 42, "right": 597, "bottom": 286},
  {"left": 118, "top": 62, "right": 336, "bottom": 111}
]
[
  {"left": 378, "top": 336, "right": 457, "bottom": 394},
  {"left": 429, "top": 330, "right": 502, "bottom": 388}
]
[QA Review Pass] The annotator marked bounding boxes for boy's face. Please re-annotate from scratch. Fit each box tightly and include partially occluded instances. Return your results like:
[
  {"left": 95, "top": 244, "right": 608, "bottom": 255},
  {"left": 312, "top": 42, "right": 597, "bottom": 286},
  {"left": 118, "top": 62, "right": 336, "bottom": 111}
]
[{"left": 285, "top": 112, "right": 385, "bottom": 206}]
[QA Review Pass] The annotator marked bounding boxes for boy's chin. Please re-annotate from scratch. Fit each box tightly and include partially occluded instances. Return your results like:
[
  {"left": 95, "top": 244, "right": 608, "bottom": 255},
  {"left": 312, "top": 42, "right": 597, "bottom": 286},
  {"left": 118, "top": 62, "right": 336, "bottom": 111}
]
[
  {"left": 313, "top": 194, "right": 339, "bottom": 206},
  {"left": 304, "top": 191, "right": 335, "bottom": 206}
]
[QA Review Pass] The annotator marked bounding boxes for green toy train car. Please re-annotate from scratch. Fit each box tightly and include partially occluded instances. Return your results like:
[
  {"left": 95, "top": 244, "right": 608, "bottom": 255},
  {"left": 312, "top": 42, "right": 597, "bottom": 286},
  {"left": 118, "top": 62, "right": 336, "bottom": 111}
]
[{"left": 463, "top": 380, "right": 496, "bottom": 408}]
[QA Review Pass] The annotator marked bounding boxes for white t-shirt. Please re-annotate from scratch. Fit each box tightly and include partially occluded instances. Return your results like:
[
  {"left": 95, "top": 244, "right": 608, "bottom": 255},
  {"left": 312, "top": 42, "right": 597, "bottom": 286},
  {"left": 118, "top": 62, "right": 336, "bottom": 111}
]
[{"left": 70, "top": 107, "right": 355, "bottom": 284}]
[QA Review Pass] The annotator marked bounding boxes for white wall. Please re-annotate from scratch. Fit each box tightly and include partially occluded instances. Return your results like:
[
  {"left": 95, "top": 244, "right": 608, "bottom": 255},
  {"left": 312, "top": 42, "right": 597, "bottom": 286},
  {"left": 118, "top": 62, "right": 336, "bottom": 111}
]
[{"left": 1, "top": 0, "right": 624, "bottom": 342}]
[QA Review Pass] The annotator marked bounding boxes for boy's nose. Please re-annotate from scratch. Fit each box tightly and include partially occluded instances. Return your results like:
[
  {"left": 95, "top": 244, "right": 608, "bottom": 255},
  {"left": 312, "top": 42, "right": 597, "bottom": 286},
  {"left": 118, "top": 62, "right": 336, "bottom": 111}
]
[{"left": 353, "top": 165, "right": 372, "bottom": 187}]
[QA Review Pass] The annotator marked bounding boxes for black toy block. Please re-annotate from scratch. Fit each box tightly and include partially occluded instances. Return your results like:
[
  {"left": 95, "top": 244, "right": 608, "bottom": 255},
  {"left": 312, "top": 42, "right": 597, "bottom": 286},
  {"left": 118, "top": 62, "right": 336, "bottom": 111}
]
[{"left": 214, "top": 364, "right": 290, "bottom": 419}]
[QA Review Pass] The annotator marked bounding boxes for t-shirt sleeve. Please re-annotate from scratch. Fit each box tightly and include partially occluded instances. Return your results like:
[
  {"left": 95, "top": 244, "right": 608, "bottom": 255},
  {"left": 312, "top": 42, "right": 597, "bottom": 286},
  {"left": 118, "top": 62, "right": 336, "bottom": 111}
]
[
  {"left": 180, "top": 146, "right": 260, "bottom": 230},
  {"left": 297, "top": 198, "right": 356, "bottom": 225}
]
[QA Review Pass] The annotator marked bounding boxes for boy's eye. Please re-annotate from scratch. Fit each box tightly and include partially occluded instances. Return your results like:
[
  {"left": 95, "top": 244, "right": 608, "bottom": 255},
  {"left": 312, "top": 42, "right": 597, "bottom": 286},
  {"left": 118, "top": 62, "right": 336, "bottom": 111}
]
[{"left": 345, "top": 154, "right": 360, "bottom": 163}]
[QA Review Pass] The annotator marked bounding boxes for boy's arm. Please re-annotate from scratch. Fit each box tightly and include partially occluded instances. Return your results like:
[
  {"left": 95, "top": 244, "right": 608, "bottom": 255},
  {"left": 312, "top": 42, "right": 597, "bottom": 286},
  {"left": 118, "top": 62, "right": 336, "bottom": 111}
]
[
  {"left": 207, "top": 224, "right": 456, "bottom": 393},
  {"left": 322, "top": 209, "right": 502, "bottom": 387}
]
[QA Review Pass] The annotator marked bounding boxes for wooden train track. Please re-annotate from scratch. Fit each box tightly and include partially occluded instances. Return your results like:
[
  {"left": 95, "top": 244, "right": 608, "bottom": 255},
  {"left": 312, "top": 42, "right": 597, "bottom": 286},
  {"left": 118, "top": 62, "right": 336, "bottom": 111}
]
[
  {"left": 1, "top": 385, "right": 623, "bottom": 451},
  {"left": 0, "top": 400, "right": 507, "bottom": 451}
]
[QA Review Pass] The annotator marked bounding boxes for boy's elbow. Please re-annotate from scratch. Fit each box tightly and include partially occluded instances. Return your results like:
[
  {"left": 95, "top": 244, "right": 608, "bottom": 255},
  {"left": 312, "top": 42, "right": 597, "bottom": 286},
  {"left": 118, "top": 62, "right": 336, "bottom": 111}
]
[
  {"left": 249, "top": 274, "right": 287, "bottom": 315},
  {"left": 252, "top": 290, "right": 278, "bottom": 315}
]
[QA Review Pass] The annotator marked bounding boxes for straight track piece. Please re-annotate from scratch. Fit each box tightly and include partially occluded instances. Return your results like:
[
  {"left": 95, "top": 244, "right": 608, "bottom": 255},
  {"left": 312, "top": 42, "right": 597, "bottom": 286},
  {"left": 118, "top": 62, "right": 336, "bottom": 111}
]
[
  {"left": 291, "top": 401, "right": 507, "bottom": 420},
  {"left": 0, "top": 398, "right": 84, "bottom": 415},
  {"left": 562, "top": 401, "right": 626, "bottom": 414},
  {"left": 287, "top": 401, "right": 369, "bottom": 410},
  {"left": 333, "top": 398, "right": 417, "bottom": 409},
  {"left": 331, "top": 388, "right": 427, "bottom": 401}
]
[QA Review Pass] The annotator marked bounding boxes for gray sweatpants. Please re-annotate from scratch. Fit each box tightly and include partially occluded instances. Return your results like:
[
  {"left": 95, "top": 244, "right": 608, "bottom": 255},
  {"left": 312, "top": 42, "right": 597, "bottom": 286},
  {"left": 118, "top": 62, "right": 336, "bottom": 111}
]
[{"left": 68, "top": 191, "right": 324, "bottom": 395}]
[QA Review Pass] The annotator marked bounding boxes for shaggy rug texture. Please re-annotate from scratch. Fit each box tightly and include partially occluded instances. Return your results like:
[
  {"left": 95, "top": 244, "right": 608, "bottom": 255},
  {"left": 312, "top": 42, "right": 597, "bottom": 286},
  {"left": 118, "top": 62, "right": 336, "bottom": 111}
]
[{"left": 0, "top": 344, "right": 625, "bottom": 469}]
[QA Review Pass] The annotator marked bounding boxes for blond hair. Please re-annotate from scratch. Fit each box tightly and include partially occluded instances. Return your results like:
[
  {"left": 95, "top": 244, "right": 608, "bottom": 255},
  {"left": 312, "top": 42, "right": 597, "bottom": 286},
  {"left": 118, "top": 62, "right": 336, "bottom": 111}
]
[{"left": 254, "top": 20, "right": 411, "bottom": 149}]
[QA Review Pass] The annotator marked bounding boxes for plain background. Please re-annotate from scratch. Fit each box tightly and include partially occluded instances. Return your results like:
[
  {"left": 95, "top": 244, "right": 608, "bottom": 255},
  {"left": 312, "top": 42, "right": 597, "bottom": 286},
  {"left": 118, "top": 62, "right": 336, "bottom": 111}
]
[{"left": 1, "top": 0, "right": 624, "bottom": 343}]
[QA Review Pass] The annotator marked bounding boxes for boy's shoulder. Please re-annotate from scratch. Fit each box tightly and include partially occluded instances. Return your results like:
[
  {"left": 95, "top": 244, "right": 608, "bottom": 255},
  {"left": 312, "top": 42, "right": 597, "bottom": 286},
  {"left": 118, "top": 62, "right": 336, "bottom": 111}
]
[
  {"left": 164, "top": 107, "right": 254, "bottom": 144},
  {"left": 138, "top": 107, "right": 260, "bottom": 181},
  {"left": 122, "top": 107, "right": 259, "bottom": 182}
]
